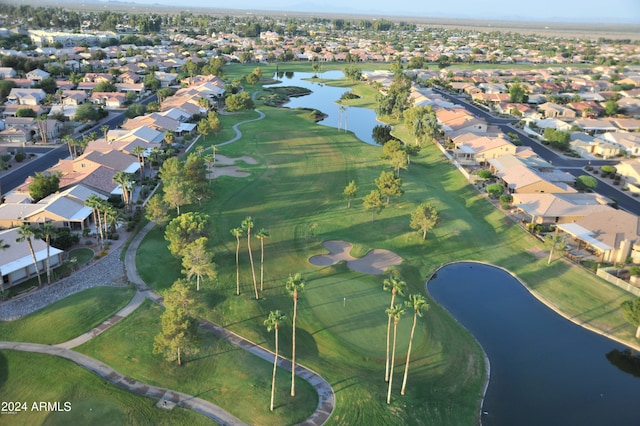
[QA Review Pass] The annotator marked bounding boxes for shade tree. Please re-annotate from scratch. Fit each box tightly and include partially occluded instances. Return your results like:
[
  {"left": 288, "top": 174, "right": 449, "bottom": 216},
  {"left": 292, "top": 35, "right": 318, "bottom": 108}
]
[
  {"left": 181, "top": 237, "right": 217, "bottom": 291},
  {"left": 409, "top": 202, "right": 439, "bottom": 240},
  {"left": 363, "top": 190, "right": 385, "bottom": 223},
  {"left": 153, "top": 279, "right": 200, "bottom": 366},
  {"left": 620, "top": 297, "right": 640, "bottom": 339},
  {"left": 343, "top": 180, "right": 358, "bottom": 208},
  {"left": 164, "top": 212, "right": 210, "bottom": 258},
  {"left": 375, "top": 170, "right": 403, "bottom": 204}
]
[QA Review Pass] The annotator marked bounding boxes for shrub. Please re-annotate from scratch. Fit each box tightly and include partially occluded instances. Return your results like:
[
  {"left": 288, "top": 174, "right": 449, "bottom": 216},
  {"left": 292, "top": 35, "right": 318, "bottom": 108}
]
[
  {"left": 478, "top": 169, "right": 493, "bottom": 179},
  {"left": 14, "top": 151, "right": 26, "bottom": 162},
  {"left": 486, "top": 183, "right": 504, "bottom": 198},
  {"left": 499, "top": 194, "right": 513, "bottom": 204}
]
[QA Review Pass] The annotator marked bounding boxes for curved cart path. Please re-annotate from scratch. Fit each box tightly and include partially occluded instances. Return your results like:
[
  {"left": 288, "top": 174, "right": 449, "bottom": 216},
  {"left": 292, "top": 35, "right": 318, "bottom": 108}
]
[{"left": 0, "top": 341, "right": 248, "bottom": 426}]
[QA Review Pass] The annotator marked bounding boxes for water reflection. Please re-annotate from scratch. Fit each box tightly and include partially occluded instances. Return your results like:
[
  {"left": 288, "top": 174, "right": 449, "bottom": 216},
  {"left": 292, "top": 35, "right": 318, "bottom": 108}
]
[
  {"left": 427, "top": 262, "right": 640, "bottom": 426},
  {"left": 265, "top": 71, "right": 379, "bottom": 145},
  {"left": 606, "top": 349, "right": 640, "bottom": 378}
]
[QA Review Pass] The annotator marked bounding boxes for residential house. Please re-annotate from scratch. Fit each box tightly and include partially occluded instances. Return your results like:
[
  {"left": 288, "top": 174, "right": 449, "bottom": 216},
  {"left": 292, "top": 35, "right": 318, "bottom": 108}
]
[
  {"left": 115, "top": 83, "right": 144, "bottom": 94},
  {"left": 512, "top": 192, "right": 612, "bottom": 224},
  {"left": 570, "top": 132, "right": 620, "bottom": 159},
  {"left": 2, "top": 104, "right": 47, "bottom": 118},
  {"left": 6, "top": 88, "right": 46, "bottom": 106},
  {"left": 452, "top": 133, "right": 517, "bottom": 165},
  {"left": 0, "top": 126, "right": 32, "bottom": 144},
  {"left": 62, "top": 90, "right": 89, "bottom": 106},
  {"left": 612, "top": 118, "right": 640, "bottom": 132},
  {"left": 557, "top": 209, "right": 640, "bottom": 264},
  {"left": 121, "top": 112, "right": 195, "bottom": 135},
  {"left": 566, "top": 101, "right": 605, "bottom": 117},
  {"left": 615, "top": 159, "right": 640, "bottom": 192},
  {"left": 0, "top": 67, "right": 17, "bottom": 78},
  {"left": 597, "top": 132, "right": 640, "bottom": 156},
  {"left": 0, "top": 227, "right": 64, "bottom": 289},
  {"left": 25, "top": 68, "right": 50, "bottom": 82},
  {"left": 436, "top": 108, "right": 488, "bottom": 136},
  {"left": 90, "top": 92, "right": 126, "bottom": 108},
  {"left": 0, "top": 184, "right": 104, "bottom": 231},
  {"left": 572, "top": 118, "right": 619, "bottom": 133},
  {"left": 488, "top": 154, "right": 576, "bottom": 194},
  {"left": 538, "top": 102, "right": 577, "bottom": 119},
  {"left": 154, "top": 71, "right": 178, "bottom": 87}
]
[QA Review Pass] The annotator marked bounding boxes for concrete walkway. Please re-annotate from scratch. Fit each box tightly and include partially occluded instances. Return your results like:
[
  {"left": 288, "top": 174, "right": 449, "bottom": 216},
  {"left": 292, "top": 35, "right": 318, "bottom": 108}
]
[{"left": 0, "top": 341, "right": 247, "bottom": 426}]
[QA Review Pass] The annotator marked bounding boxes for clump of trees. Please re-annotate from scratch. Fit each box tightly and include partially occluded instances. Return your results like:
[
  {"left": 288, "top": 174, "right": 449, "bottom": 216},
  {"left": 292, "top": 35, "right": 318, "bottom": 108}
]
[
  {"left": 29, "top": 171, "right": 61, "bottom": 202},
  {"left": 543, "top": 128, "right": 570, "bottom": 151}
]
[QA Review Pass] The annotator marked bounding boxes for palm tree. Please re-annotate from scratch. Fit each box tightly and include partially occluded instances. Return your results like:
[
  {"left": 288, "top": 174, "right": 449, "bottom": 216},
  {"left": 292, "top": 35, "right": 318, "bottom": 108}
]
[
  {"left": 230, "top": 228, "right": 244, "bottom": 296},
  {"left": 383, "top": 274, "right": 406, "bottom": 382},
  {"left": 401, "top": 294, "right": 429, "bottom": 395},
  {"left": 264, "top": 310, "right": 287, "bottom": 412},
  {"left": 62, "top": 134, "right": 74, "bottom": 158},
  {"left": 285, "top": 273, "right": 305, "bottom": 397},
  {"left": 132, "top": 145, "right": 146, "bottom": 179},
  {"left": 113, "top": 171, "right": 135, "bottom": 211},
  {"left": 101, "top": 124, "right": 109, "bottom": 144},
  {"left": 164, "top": 130, "right": 175, "bottom": 146},
  {"left": 102, "top": 201, "right": 119, "bottom": 237},
  {"left": 242, "top": 216, "right": 259, "bottom": 299},
  {"left": 386, "top": 304, "right": 405, "bottom": 404},
  {"left": 38, "top": 223, "right": 58, "bottom": 285},
  {"left": 16, "top": 224, "right": 42, "bottom": 287},
  {"left": 85, "top": 195, "right": 104, "bottom": 247},
  {"left": 256, "top": 228, "right": 269, "bottom": 291}
]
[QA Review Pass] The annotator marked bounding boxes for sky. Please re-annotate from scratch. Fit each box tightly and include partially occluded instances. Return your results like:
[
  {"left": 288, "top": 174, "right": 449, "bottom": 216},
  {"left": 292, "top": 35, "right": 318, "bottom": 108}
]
[{"left": 128, "top": 0, "right": 640, "bottom": 24}]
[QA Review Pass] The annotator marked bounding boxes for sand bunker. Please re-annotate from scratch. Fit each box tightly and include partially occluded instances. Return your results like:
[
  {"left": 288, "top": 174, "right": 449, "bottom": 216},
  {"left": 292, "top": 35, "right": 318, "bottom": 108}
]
[
  {"left": 309, "top": 240, "right": 402, "bottom": 275},
  {"left": 206, "top": 154, "right": 257, "bottom": 179}
]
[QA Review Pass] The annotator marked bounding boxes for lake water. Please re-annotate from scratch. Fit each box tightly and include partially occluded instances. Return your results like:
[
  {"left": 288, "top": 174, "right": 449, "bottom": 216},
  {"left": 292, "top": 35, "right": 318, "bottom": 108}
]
[
  {"left": 427, "top": 262, "right": 640, "bottom": 426},
  {"left": 266, "top": 70, "right": 379, "bottom": 145}
]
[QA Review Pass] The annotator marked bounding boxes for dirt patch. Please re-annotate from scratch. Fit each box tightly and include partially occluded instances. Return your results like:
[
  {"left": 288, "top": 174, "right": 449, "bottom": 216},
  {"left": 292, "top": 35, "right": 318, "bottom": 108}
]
[{"left": 309, "top": 240, "right": 402, "bottom": 275}]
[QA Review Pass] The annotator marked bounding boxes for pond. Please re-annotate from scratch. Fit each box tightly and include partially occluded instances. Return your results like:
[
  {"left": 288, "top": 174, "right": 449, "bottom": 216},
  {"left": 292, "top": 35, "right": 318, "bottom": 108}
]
[
  {"left": 427, "top": 262, "right": 640, "bottom": 426},
  {"left": 266, "top": 70, "right": 379, "bottom": 145}
]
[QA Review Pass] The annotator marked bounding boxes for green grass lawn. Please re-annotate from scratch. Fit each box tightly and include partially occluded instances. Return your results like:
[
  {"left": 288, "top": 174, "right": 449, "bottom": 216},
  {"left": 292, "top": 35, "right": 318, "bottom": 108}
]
[
  {"left": 76, "top": 300, "right": 318, "bottom": 426},
  {"left": 68, "top": 248, "right": 94, "bottom": 266},
  {"left": 0, "top": 286, "right": 135, "bottom": 344},
  {"left": 0, "top": 351, "right": 210, "bottom": 426}
]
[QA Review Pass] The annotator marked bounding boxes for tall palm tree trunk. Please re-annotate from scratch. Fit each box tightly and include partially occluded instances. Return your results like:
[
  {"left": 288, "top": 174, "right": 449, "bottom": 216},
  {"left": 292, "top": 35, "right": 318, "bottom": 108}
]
[
  {"left": 387, "top": 319, "right": 398, "bottom": 404},
  {"left": 235, "top": 236, "right": 241, "bottom": 295},
  {"left": 27, "top": 239, "right": 43, "bottom": 287},
  {"left": 247, "top": 231, "right": 258, "bottom": 299},
  {"left": 291, "top": 294, "right": 297, "bottom": 397},
  {"left": 401, "top": 312, "right": 418, "bottom": 396},
  {"left": 270, "top": 326, "right": 279, "bottom": 411},
  {"left": 260, "top": 239, "right": 265, "bottom": 292},
  {"left": 45, "top": 235, "right": 51, "bottom": 284},
  {"left": 385, "top": 293, "right": 396, "bottom": 382}
]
